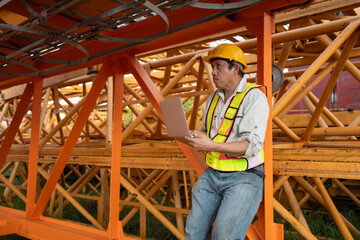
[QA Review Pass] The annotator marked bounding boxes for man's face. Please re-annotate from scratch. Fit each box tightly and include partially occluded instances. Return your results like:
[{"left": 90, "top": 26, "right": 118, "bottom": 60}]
[{"left": 211, "top": 59, "right": 235, "bottom": 90}]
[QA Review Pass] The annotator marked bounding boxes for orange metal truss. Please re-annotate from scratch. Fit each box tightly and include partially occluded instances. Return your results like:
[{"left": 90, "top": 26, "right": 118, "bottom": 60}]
[{"left": 0, "top": 0, "right": 314, "bottom": 239}]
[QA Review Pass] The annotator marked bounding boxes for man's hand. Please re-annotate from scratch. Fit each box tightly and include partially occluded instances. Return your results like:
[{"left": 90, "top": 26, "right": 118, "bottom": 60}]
[
  {"left": 185, "top": 130, "right": 250, "bottom": 157},
  {"left": 185, "top": 130, "right": 216, "bottom": 152}
]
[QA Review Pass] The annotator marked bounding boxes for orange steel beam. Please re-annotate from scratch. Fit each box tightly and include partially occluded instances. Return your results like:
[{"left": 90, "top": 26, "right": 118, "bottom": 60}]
[
  {"left": 256, "top": 12, "right": 277, "bottom": 240},
  {"left": 26, "top": 77, "right": 43, "bottom": 218},
  {"left": 177, "top": 141, "right": 207, "bottom": 176},
  {"left": 272, "top": 19, "right": 360, "bottom": 119},
  {"left": 107, "top": 52, "right": 206, "bottom": 237},
  {"left": 0, "top": 1, "right": 311, "bottom": 89},
  {"left": 0, "top": 206, "right": 108, "bottom": 240},
  {"left": 0, "top": 1, "right": 319, "bottom": 238},
  {"left": 108, "top": 58, "right": 125, "bottom": 239},
  {"left": 301, "top": 27, "right": 360, "bottom": 141},
  {"left": 233, "top": 0, "right": 313, "bottom": 18},
  {"left": 313, "top": 178, "right": 354, "bottom": 240},
  {"left": 125, "top": 52, "right": 165, "bottom": 117},
  {"left": 242, "top": 12, "right": 280, "bottom": 239},
  {"left": 3, "top": 0, "right": 88, "bottom": 33},
  {"left": 0, "top": 83, "right": 33, "bottom": 168},
  {"left": 0, "top": 2, "right": 219, "bottom": 86},
  {"left": 119, "top": 0, "right": 312, "bottom": 56},
  {"left": 125, "top": 51, "right": 207, "bottom": 176},
  {"left": 29, "top": 62, "right": 113, "bottom": 220}
]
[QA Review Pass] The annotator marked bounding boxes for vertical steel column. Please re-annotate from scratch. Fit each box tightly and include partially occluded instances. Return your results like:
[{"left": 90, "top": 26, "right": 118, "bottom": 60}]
[
  {"left": 249, "top": 12, "right": 277, "bottom": 239},
  {"left": 108, "top": 57, "right": 125, "bottom": 239},
  {"left": 260, "top": 12, "right": 276, "bottom": 240},
  {"left": 26, "top": 77, "right": 43, "bottom": 218}
]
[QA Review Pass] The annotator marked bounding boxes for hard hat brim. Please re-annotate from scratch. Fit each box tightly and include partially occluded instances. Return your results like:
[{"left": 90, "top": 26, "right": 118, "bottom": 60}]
[
  {"left": 202, "top": 54, "right": 217, "bottom": 64},
  {"left": 202, "top": 55, "right": 248, "bottom": 69}
]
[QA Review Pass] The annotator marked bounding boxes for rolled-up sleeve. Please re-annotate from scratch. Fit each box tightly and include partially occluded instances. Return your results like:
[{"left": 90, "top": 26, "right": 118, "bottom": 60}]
[{"left": 237, "top": 89, "right": 269, "bottom": 159}]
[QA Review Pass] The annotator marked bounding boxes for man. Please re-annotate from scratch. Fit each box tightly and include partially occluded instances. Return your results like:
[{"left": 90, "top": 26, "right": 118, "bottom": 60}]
[{"left": 184, "top": 43, "right": 269, "bottom": 240}]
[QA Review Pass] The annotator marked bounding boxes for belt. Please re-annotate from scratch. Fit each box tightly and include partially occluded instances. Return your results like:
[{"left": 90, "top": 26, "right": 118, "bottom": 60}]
[
  {"left": 216, "top": 165, "right": 265, "bottom": 178},
  {"left": 246, "top": 167, "right": 266, "bottom": 179}
]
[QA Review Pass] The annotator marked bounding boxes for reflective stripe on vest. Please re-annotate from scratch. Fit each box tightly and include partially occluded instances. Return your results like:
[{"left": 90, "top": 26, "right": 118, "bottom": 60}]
[{"left": 205, "top": 82, "right": 266, "bottom": 171}]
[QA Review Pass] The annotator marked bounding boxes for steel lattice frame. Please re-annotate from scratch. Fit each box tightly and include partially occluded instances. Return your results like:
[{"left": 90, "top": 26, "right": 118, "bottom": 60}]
[{"left": 1, "top": 0, "right": 360, "bottom": 240}]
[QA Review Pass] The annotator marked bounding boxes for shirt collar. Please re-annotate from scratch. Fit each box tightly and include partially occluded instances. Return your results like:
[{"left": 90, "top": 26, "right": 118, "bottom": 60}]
[{"left": 216, "top": 77, "right": 247, "bottom": 101}]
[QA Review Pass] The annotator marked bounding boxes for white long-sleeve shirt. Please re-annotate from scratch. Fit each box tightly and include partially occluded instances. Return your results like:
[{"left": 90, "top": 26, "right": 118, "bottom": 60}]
[{"left": 201, "top": 77, "right": 270, "bottom": 159}]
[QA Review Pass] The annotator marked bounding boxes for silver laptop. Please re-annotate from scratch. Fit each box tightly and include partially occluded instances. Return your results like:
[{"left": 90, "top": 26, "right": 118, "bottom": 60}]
[{"left": 160, "top": 97, "right": 193, "bottom": 144}]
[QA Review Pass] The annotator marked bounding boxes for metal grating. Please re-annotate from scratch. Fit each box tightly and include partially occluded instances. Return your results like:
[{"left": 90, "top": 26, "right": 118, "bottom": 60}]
[{"left": 0, "top": 0, "right": 263, "bottom": 76}]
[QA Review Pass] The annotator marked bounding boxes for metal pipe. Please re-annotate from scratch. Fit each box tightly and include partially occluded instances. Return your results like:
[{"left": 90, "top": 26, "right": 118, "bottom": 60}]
[
  {"left": 293, "top": 176, "right": 360, "bottom": 237},
  {"left": 313, "top": 177, "right": 354, "bottom": 240},
  {"left": 273, "top": 20, "right": 360, "bottom": 119},
  {"left": 273, "top": 198, "right": 317, "bottom": 240},
  {"left": 302, "top": 26, "right": 360, "bottom": 140},
  {"left": 282, "top": 180, "right": 311, "bottom": 231}
]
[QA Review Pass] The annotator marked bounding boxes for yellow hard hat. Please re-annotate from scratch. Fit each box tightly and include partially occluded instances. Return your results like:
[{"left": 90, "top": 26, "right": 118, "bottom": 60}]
[{"left": 203, "top": 43, "right": 247, "bottom": 69}]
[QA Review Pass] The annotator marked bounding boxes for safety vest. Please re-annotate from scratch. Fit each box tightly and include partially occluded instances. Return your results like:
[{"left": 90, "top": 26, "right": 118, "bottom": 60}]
[{"left": 205, "top": 82, "right": 266, "bottom": 172}]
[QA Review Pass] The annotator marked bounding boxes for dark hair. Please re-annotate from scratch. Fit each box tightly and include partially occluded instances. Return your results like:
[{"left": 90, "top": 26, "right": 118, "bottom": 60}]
[{"left": 209, "top": 58, "right": 244, "bottom": 77}]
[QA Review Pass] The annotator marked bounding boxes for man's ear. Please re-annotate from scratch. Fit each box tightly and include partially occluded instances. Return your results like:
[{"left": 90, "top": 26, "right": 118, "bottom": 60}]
[{"left": 233, "top": 63, "right": 240, "bottom": 74}]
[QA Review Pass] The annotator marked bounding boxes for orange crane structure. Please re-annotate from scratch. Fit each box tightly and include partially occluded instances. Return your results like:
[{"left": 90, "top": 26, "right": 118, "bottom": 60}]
[{"left": 0, "top": 0, "right": 360, "bottom": 239}]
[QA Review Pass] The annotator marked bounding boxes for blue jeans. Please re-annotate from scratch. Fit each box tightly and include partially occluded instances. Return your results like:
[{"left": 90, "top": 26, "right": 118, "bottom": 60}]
[{"left": 185, "top": 165, "right": 264, "bottom": 240}]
